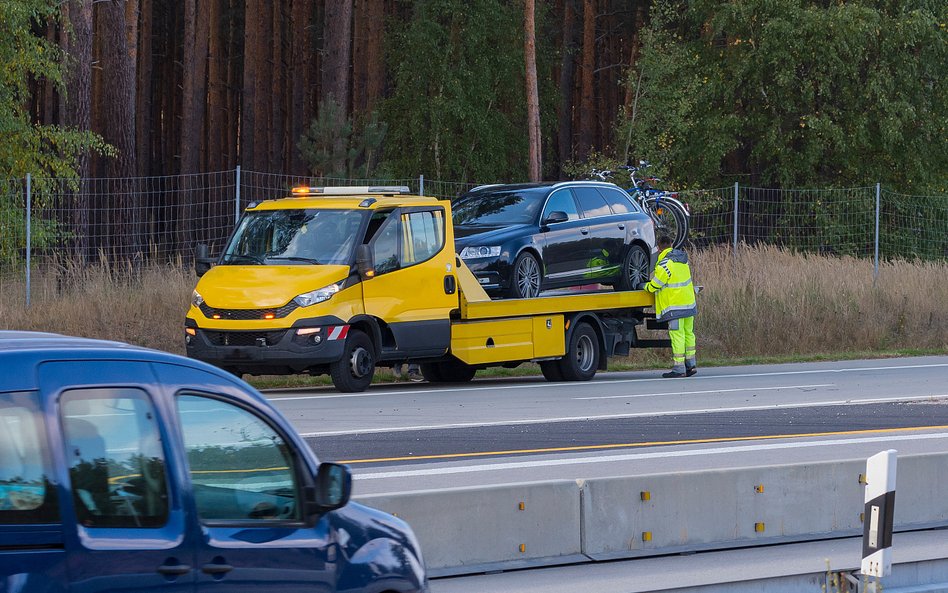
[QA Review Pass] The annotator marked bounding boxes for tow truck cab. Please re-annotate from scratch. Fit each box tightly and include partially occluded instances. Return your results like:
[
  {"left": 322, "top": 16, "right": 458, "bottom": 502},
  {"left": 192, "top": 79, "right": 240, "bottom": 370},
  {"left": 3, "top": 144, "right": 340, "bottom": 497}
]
[{"left": 185, "top": 186, "right": 667, "bottom": 392}]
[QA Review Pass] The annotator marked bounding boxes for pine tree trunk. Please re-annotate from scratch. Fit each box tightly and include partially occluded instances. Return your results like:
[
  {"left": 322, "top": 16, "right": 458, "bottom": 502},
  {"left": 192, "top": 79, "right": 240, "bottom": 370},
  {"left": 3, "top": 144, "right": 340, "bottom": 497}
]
[
  {"left": 137, "top": 0, "right": 153, "bottom": 175},
  {"left": 557, "top": 0, "right": 577, "bottom": 173},
  {"left": 578, "top": 0, "right": 596, "bottom": 161},
  {"left": 524, "top": 0, "right": 541, "bottom": 182},
  {"left": 207, "top": 0, "right": 225, "bottom": 173},
  {"left": 289, "top": 0, "right": 314, "bottom": 175},
  {"left": 270, "top": 4, "right": 285, "bottom": 172},
  {"left": 65, "top": 0, "right": 94, "bottom": 262},
  {"left": 322, "top": 0, "right": 353, "bottom": 174}
]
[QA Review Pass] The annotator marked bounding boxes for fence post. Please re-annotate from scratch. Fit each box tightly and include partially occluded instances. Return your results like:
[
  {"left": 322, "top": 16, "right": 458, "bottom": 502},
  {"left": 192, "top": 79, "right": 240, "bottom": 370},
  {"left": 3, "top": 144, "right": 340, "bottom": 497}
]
[
  {"left": 874, "top": 183, "right": 880, "bottom": 283},
  {"left": 419, "top": 174, "right": 425, "bottom": 197},
  {"left": 733, "top": 181, "right": 739, "bottom": 260},
  {"left": 25, "top": 173, "right": 31, "bottom": 308},
  {"left": 235, "top": 165, "right": 241, "bottom": 223}
]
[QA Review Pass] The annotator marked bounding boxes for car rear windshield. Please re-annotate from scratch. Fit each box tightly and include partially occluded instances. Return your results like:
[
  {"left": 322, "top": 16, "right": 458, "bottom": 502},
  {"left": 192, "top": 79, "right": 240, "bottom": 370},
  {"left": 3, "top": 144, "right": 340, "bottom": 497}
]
[
  {"left": 452, "top": 189, "right": 545, "bottom": 226},
  {"left": 0, "top": 392, "right": 59, "bottom": 524}
]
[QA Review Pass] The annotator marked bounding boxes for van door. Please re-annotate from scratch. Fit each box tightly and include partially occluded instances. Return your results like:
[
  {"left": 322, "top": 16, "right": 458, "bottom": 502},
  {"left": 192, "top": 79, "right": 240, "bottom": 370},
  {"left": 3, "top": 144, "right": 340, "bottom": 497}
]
[
  {"left": 39, "top": 361, "right": 195, "bottom": 593},
  {"left": 361, "top": 206, "right": 457, "bottom": 358},
  {"left": 152, "top": 362, "right": 333, "bottom": 592}
]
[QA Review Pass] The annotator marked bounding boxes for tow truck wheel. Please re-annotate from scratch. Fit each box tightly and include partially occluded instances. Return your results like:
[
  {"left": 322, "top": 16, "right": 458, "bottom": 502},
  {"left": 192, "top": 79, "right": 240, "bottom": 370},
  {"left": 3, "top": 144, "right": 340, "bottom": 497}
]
[
  {"left": 557, "top": 322, "right": 599, "bottom": 381},
  {"left": 539, "top": 361, "right": 564, "bottom": 382},
  {"left": 420, "top": 358, "right": 476, "bottom": 383},
  {"left": 330, "top": 330, "right": 376, "bottom": 392}
]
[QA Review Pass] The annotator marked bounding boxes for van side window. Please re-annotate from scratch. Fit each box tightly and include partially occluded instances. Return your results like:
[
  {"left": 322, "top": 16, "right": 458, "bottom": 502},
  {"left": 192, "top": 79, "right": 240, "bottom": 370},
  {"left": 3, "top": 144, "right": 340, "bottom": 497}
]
[
  {"left": 61, "top": 388, "right": 169, "bottom": 528},
  {"left": 176, "top": 395, "right": 301, "bottom": 523},
  {"left": 0, "top": 392, "right": 58, "bottom": 524}
]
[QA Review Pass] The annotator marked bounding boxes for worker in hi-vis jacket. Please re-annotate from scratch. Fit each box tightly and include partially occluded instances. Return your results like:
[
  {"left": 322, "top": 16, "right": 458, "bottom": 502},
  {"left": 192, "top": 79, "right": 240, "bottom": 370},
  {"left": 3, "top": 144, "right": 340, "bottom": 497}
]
[{"left": 636, "top": 234, "right": 697, "bottom": 378}]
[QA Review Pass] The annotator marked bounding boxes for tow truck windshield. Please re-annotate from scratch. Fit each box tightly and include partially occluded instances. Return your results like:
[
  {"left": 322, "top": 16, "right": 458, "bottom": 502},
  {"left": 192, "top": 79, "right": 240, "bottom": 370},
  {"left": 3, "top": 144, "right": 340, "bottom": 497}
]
[{"left": 222, "top": 209, "right": 365, "bottom": 266}]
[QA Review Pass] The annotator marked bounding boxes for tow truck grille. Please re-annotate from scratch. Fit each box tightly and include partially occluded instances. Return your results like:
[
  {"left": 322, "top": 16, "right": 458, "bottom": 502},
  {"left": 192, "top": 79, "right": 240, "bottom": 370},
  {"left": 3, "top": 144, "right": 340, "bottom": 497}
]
[
  {"left": 199, "top": 302, "right": 298, "bottom": 320},
  {"left": 204, "top": 330, "right": 287, "bottom": 347}
]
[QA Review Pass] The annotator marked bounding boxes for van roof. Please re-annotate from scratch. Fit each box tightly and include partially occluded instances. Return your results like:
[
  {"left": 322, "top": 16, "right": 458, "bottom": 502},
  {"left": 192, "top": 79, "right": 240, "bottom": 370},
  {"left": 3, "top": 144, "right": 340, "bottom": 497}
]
[
  {"left": 248, "top": 194, "right": 443, "bottom": 212},
  {"left": 0, "top": 331, "right": 236, "bottom": 393}
]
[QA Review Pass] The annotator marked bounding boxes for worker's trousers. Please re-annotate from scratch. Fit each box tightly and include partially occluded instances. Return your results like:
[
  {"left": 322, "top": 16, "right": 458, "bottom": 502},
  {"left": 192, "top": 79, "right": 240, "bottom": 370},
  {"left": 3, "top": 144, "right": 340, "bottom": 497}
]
[{"left": 668, "top": 316, "right": 696, "bottom": 374}]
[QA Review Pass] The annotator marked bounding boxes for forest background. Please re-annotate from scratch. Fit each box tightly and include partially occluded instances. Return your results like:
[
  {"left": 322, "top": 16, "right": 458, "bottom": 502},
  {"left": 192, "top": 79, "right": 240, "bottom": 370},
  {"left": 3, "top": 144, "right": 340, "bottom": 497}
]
[{"left": 3, "top": 0, "right": 946, "bottom": 193}]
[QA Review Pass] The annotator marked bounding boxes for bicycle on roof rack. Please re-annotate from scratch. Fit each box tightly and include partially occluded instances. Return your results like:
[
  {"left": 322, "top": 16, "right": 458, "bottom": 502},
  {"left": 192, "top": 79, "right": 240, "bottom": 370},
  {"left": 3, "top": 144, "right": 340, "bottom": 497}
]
[{"left": 590, "top": 161, "right": 691, "bottom": 249}]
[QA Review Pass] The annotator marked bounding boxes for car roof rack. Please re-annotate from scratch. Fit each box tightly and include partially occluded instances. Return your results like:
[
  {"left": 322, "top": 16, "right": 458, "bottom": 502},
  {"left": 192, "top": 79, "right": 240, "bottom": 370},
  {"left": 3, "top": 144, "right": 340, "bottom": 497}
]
[{"left": 291, "top": 185, "right": 411, "bottom": 196}]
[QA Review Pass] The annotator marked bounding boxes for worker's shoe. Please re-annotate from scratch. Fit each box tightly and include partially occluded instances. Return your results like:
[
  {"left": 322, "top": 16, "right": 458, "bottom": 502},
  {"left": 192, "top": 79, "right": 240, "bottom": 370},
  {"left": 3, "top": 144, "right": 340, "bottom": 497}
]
[
  {"left": 662, "top": 370, "right": 686, "bottom": 378},
  {"left": 686, "top": 367, "right": 697, "bottom": 377},
  {"left": 408, "top": 367, "right": 424, "bottom": 382}
]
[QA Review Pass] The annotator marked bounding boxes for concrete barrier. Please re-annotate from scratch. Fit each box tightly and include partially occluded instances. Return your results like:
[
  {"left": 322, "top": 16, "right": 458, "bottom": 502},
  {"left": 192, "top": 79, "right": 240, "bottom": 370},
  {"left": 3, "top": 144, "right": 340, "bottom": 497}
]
[
  {"left": 355, "top": 453, "right": 948, "bottom": 576},
  {"left": 357, "top": 480, "right": 584, "bottom": 577}
]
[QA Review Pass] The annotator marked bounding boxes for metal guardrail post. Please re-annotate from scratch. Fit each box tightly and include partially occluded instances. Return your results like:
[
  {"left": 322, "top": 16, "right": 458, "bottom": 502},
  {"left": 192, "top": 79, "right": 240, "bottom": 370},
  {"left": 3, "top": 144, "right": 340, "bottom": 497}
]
[
  {"left": 420, "top": 174, "right": 425, "bottom": 196},
  {"left": 733, "top": 181, "right": 739, "bottom": 260},
  {"left": 235, "top": 165, "right": 241, "bottom": 223},
  {"left": 25, "top": 173, "right": 31, "bottom": 308},
  {"left": 874, "top": 183, "right": 880, "bottom": 283}
]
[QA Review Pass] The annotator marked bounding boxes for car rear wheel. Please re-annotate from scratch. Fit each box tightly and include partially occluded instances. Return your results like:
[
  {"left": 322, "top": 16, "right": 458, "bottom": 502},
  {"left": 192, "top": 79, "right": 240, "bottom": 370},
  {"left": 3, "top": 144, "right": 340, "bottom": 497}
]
[
  {"left": 617, "top": 244, "right": 650, "bottom": 291},
  {"left": 508, "top": 252, "right": 542, "bottom": 299},
  {"left": 329, "top": 330, "right": 375, "bottom": 392}
]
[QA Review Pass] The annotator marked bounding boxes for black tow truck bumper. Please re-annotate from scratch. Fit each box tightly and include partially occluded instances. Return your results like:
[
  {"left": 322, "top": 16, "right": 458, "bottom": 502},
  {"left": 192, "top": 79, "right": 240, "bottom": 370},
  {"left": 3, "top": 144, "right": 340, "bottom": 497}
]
[{"left": 185, "top": 317, "right": 349, "bottom": 375}]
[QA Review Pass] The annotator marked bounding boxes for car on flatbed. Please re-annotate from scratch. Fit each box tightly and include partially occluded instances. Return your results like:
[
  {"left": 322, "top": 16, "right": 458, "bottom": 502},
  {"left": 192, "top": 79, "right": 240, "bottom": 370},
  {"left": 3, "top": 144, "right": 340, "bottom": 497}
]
[
  {"left": 0, "top": 330, "right": 428, "bottom": 592},
  {"left": 186, "top": 186, "right": 669, "bottom": 392},
  {"left": 452, "top": 181, "right": 656, "bottom": 298}
]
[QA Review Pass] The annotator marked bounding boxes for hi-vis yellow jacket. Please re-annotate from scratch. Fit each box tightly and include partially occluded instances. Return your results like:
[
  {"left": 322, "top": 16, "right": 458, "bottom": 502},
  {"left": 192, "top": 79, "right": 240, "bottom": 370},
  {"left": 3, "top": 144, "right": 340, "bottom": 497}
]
[{"left": 644, "top": 247, "right": 697, "bottom": 322}]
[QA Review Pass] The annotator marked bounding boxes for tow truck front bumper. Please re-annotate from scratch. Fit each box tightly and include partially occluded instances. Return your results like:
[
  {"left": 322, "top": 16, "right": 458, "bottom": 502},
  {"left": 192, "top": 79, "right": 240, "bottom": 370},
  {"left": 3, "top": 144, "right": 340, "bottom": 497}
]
[{"left": 185, "top": 317, "right": 350, "bottom": 375}]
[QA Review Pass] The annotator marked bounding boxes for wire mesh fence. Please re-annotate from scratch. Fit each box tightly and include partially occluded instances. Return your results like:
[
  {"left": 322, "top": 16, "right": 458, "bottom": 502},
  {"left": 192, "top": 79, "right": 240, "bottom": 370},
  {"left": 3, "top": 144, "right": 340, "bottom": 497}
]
[{"left": 0, "top": 168, "right": 945, "bottom": 306}]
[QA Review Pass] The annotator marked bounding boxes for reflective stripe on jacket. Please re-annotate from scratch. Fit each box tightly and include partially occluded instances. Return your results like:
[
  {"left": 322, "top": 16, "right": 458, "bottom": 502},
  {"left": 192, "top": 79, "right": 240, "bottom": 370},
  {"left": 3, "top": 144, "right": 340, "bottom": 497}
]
[{"left": 645, "top": 247, "right": 697, "bottom": 322}]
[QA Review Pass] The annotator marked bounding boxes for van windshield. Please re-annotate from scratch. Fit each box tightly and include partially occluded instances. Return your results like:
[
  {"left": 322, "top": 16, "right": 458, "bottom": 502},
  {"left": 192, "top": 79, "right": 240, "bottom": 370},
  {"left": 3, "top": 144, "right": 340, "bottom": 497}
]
[{"left": 222, "top": 209, "right": 366, "bottom": 266}]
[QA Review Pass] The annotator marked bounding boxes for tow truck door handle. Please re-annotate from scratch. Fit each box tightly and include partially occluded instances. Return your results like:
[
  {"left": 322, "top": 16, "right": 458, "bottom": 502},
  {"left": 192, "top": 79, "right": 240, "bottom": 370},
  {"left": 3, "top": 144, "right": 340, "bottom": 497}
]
[{"left": 444, "top": 275, "right": 456, "bottom": 295}]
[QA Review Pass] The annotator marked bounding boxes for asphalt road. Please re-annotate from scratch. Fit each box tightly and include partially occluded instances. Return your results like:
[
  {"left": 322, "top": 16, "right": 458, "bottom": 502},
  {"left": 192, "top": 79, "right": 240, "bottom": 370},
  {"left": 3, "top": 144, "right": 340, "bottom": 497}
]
[{"left": 266, "top": 356, "right": 948, "bottom": 495}]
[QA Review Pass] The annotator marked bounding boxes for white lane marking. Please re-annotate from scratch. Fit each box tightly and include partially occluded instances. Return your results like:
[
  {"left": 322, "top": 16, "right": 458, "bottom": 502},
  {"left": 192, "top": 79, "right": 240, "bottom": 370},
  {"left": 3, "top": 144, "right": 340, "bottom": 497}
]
[
  {"left": 267, "top": 362, "right": 948, "bottom": 402},
  {"left": 574, "top": 383, "right": 834, "bottom": 401},
  {"left": 299, "top": 393, "right": 948, "bottom": 437},
  {"left": 354, "top": 431, "right": 948, "bottom": 480}
]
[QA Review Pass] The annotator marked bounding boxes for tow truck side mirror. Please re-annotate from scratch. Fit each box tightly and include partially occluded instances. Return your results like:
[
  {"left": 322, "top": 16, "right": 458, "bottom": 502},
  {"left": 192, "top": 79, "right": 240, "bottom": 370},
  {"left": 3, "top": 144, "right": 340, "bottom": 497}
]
[
  {"left": 356, "top": 244, "right": 376, "bottom": 280},
  {"left": 194, "top": 244, "right": 215, "bottom": 277}
]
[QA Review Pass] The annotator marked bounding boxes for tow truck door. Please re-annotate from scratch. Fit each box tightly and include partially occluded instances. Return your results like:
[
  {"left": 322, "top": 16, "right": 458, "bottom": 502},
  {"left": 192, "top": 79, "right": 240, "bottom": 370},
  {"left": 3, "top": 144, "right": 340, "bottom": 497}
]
[{"left": 361, "top": 206, "right": 457, "bottom": 357}]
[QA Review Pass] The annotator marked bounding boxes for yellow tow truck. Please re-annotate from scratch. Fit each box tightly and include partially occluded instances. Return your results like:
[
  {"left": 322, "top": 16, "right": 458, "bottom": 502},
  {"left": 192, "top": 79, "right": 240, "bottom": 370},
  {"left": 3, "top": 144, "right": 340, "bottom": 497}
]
[{"left": 185, "top": 186, "right": 670, "bottom": 392}]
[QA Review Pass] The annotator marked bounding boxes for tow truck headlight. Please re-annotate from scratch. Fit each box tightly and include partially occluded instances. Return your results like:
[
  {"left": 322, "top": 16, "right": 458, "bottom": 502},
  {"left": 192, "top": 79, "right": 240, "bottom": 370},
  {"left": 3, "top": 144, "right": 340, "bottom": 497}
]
[
  {"left": 460, "top": 246, "right": 501, "bottom": 259},
  {"left": 191, "top": 290, "right": 204, "bottom": 308},
  {"left": 294, "top": 283, "right": 341, "bottom": 307}
]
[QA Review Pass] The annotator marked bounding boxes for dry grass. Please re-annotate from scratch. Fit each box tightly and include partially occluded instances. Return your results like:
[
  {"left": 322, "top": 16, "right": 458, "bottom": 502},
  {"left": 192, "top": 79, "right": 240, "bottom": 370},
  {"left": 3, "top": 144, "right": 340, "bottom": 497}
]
[{"left": 0, "top": 245, "right": 945, "bottom": 370}]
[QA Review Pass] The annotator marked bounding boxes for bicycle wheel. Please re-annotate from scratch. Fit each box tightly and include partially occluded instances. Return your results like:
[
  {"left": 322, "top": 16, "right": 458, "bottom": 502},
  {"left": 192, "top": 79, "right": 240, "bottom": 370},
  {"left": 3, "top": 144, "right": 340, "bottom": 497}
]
[{"left": 644, "top": 195, "right": 689, "bottom": 249}]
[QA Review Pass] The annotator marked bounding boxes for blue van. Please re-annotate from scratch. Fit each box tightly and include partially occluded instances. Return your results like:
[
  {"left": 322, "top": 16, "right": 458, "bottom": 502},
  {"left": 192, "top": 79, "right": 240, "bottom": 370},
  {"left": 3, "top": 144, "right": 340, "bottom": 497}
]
[{"left": 0, "top": 331, "right": 428, "bottom": 592}]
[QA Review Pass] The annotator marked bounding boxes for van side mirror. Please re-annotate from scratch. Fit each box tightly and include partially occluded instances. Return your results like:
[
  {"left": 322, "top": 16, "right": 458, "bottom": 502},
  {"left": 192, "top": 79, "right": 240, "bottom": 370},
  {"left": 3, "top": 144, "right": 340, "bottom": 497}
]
[
  {"left": 356, "top": 244, "right": 376, "bottom": 280},
  {"left": 194, "top": 244, "right": 215, "bottom": 277},
  {"left": 542, "top": 211, "right": 569, "bottom": 226},
  {"left": 306, "top": 463, "right": 352, "bottom": 517}
]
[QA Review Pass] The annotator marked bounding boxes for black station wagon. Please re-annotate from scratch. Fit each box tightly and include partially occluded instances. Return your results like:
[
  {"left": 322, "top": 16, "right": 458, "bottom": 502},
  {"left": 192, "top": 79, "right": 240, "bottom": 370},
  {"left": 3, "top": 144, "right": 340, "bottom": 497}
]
[{"left": 452, "top": 181, "right": 657, "bottom": 298}]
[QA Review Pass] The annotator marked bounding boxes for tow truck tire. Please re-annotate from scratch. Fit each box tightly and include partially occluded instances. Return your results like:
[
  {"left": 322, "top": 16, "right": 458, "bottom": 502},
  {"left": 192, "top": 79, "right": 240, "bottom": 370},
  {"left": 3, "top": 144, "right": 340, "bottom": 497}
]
[
  {"left": 330, "top": 330, "right": 376, "bottom": 392},
  {"left": 539, "top": 361, "right": 564, "bottom": 382},
  {"left": 557, "top": 323, "right": 599, "bottom": 381},
  {"left": 421, "top": 358, "right": 476, "bottom": 383}
]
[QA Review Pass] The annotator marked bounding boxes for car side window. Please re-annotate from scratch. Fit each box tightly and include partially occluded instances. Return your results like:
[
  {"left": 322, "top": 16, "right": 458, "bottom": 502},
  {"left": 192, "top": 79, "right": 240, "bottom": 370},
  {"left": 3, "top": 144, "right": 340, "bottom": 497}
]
[
  {"left": 176, "top": 394, "right": 301, "bottom": 523},
  {"left": 0, "top": 392, "right": 58, "bottom": 524},
  {"left": 403, "top": 209, "right": 445, "bottom": 265},
  {"left": 60, "top": 388, "right": 169, "bottom": 528},
  {"left": 541, "top": 191, "right": 580, "bottom": 222},
  {"left": 599, "top": 188, "right": 635, "bottom": 214},
  {"left": 572, "top": 187, "right": 612, "bottom": 219}
]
